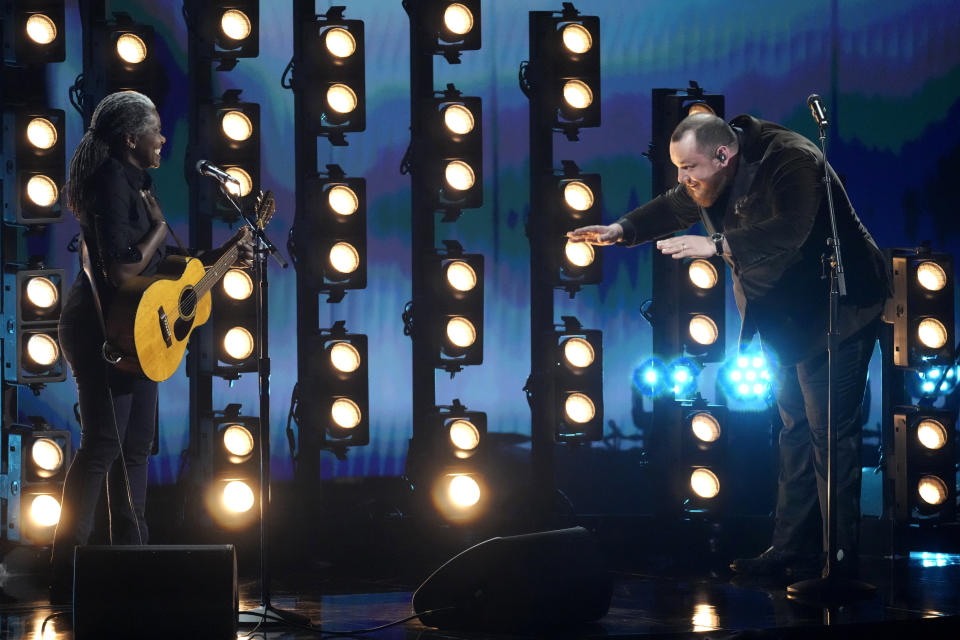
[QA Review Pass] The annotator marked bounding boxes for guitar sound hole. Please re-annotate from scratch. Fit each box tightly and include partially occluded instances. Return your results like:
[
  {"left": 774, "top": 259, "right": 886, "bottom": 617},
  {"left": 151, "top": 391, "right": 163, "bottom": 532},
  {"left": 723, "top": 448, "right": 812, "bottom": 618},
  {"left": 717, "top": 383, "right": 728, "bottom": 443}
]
[{"left": 179, "top": 287, "right": 197, "bottom": 319}]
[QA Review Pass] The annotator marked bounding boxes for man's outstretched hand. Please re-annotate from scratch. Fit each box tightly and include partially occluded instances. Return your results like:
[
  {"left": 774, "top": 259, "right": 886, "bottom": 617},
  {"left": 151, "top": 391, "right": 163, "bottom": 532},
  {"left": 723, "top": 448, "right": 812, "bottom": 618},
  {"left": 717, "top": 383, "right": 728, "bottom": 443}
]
[{"left": 566, "top": 223, "right": 623, "bottom": 246}]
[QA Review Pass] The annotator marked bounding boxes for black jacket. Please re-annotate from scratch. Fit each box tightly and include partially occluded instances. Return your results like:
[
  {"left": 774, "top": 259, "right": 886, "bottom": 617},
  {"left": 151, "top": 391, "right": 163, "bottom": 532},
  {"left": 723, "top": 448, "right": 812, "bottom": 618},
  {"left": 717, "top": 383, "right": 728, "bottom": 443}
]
[{"left": 617, "top": 115, "right": 890, "bottom": 365}]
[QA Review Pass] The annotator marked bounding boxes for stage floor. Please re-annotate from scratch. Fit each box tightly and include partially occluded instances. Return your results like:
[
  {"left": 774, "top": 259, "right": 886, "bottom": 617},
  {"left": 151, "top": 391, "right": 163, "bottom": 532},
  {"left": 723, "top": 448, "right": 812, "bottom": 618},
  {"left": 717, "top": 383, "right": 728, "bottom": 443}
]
[{"left": 0, "top": 551, "right": 957, "bottom": 638}]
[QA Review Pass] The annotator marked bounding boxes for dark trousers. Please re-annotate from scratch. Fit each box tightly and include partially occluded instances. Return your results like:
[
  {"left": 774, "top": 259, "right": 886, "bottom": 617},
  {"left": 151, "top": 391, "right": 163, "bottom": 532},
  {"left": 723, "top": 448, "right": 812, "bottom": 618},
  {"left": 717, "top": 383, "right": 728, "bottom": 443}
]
[
  {"left": 51, "top": 316, "right": 156, "bottom": 573},
  {"left": 770, "top": 317, "right": 879, "bottom": 555}
]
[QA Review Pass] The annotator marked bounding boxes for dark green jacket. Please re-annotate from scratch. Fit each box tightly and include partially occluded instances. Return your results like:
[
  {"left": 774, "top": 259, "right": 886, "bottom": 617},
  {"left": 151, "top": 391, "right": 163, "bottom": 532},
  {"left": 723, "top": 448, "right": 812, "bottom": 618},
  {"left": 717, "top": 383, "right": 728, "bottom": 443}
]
[{"left": 617, "top": 115, "right": 890, "bottom": 365}]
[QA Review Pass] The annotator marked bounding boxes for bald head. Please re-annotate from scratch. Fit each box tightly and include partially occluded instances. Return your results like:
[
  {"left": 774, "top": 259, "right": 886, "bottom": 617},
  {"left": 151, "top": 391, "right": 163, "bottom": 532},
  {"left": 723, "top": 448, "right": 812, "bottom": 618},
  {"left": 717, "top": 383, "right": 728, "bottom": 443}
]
[{"left": 671, "top": 113, "right": 738, "bottom": 157}]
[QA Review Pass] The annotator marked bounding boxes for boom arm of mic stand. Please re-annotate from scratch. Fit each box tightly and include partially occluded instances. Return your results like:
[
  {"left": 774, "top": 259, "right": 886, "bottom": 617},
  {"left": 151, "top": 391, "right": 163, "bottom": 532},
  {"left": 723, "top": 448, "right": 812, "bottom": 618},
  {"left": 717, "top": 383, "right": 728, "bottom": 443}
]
[{"left": 218, "top": 183, "right": 289, "bottom": 269}]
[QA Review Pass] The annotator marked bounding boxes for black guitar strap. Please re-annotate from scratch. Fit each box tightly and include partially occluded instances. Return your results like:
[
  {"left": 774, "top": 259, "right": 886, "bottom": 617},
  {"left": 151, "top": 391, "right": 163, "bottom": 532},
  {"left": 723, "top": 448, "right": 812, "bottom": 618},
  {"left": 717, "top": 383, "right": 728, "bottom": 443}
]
[{"left": 78, "top": 231, "right": 124, "bottom": 364}]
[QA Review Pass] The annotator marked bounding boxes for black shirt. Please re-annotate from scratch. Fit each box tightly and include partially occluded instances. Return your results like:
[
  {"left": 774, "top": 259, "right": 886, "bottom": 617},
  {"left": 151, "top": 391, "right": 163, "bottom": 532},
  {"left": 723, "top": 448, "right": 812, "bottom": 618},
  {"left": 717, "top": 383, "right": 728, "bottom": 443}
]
[{"left": 61, "top": 157, "right": 167, "bottom": 329}]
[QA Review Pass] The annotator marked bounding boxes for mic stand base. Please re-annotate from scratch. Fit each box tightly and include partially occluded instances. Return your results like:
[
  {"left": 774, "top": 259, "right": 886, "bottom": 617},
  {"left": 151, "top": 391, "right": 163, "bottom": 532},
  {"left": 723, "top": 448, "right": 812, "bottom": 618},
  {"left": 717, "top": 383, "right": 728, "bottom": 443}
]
[
  {"left": 786, "top": 573, "right": 876, "bottom": 606},
  {"left": 238, "top": 603, "right": 312, "bottom": 628}
]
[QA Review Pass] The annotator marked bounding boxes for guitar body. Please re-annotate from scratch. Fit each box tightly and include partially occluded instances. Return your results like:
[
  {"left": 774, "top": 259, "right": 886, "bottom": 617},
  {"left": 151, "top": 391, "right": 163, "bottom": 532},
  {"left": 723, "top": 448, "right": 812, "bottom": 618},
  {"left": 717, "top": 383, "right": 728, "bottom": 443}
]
[{"left": 106, "top": 255, "right": 212, "bottom": 382}]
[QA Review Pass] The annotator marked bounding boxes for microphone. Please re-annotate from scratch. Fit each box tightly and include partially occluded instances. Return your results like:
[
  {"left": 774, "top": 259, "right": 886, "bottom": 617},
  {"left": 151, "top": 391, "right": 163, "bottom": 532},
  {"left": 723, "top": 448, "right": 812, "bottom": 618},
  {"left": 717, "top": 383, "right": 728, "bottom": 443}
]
[
  {"left": 807, "top": 94, "right": 828, "bottom": 128},
  {"left": 195, "top": 159, "right": 240, "bottom": 184}
]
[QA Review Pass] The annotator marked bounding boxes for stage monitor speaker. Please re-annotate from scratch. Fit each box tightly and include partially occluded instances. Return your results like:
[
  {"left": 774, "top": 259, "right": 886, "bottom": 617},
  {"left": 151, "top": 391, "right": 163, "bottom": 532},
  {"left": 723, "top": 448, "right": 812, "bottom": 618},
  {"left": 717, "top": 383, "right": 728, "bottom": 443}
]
[
  {"left": 73, "top": 544, "right": 237, "bottom": 639},
  {"left": 413, "top": 526, "right": 611, "bottom": 630}
]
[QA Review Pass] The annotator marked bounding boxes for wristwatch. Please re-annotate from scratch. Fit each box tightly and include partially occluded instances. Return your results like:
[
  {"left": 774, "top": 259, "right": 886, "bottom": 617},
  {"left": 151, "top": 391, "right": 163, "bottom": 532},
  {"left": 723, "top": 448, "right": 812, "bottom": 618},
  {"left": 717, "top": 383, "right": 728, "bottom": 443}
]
[{"left": 711, "top": 233, "right": 725, "bottom": 256}]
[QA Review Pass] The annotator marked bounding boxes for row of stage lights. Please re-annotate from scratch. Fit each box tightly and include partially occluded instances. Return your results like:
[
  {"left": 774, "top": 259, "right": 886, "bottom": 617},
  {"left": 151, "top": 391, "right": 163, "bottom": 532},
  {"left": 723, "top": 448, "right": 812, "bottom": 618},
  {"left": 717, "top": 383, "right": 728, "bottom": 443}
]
[
  {"left": 2, "top": 2, "right": 71, "bottom": 544},
  {"left": 886, "top": 249, "right": 957, "bottom": 522}
]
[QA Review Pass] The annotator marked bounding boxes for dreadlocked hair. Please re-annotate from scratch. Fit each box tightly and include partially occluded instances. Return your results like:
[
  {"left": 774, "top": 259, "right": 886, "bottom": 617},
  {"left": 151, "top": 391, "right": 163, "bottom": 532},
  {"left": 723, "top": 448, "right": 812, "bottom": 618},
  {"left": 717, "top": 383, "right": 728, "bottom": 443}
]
[{"left": 65, "top": 90, "right": 156, "bottom": 222}]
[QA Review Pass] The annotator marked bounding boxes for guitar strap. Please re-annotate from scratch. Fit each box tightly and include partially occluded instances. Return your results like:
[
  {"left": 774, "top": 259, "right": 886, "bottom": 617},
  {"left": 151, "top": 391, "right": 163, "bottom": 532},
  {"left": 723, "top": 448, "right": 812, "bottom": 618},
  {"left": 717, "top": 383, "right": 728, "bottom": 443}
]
[{"left": 78, "top": 231, "right": 123, "bottom": 364}]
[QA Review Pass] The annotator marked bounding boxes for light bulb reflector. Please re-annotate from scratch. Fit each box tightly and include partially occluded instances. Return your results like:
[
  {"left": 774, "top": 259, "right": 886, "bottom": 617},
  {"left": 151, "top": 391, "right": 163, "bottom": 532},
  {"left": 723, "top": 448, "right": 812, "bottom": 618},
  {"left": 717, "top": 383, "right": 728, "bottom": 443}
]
[
  {"left": 918, "top": 475, "right": 948, "bottom": 506},
  {"left": 689, "top": 315, "right": 719, "bottom": 345},
  {"left": 27, "top": 333, "right": 59, "bottom": 366},
  {"left": 444, "top": 160, "right": 476, "bottom": 191},
  {"left": 446, "top": 261, "right": 477, "bottom": 292},
  {"left": 329, "top": 242, "right": 360, "bottom": 274},
  {"left": 917, "top": 419, "right": 948, "bottom": 450},
  {"left": 223, "top": 480, "right": 255, "bottom": 513},
  {"left": 562, "top": 24, "right": 593, "bottom": 54},
  {"left": 564, "top": 392, "right": 596, "bottom": 424},
  {"left": 918, "top": 318, "right": 948, "bottom": 349},
  {"left": 221, "top": 10, "right": 252, "bottom": 41},
  {"left": 223, "top": 425, "right": 255, "bottom": 458},
  {"left": 443, "top": 4, "right": 474, "bottom": 36},
  {"left": 330, "top": 342, "right": 361, "bottom": 373},
  {"left": 563, "top": 337, "right": 595, "bottom": 368},
  {"left": 448, "top": 475, "right": 481, "bottom": 508},
  {"left": 223, "top": 327, "right": 254, "bottom": 360},
  {"left": 26, "top": 277, "right": 58, "bottom": 309},
  {"left": 563, "top": 80, "right": 594, "bottom": 110},
  {"left": 691, "top": 468, "right": 720, "bottom": 499},
  {"left": 328, "top": 185, "right": 359, "bottom": 216},
  {"left": 26, "top": 175, "right": 58, "bottom": 207},
  {"left": 26, "top": 14, "right": 58, "bottom": 45},
  {"left": 564, "top": 239, "right": 595, "bottom": 267},
  {"left": 221, "top": 110, "right": 253, "bottom": 142},
  {"left": 689, "top": 260, "right": 719, "bottom": 289},
  {"left": 443, "top": 104, "right": 475, "bottom": 135},
  {"left": 116, "top": 33, "right": 147, "bottom": 64},
  {"left": 446, "top": 317, "right": 477, "bottom": 348},
  {"left": 223, "top": 269, "right": 253, "bottom": 301},
  {"left": 324, "top": 27, "right": 357, "bottom": 58},
  {"left": 331, "top": 398, "right": 362, "bottom": 429},
  {"left": 224, "top": 168, "right": 253, "bottom": 197},
  {"left": 27, "top": 118, "right": 58, "bottom": 150},
  {"left": 563, "top": 181, "right": 594, "bottom": 211},
  {"left": 32, "top": 438, "right": 64, "bottom": 473},
  {"left": 327, "top": 84, "right": 358, "bottom": 114},
  {"left": 449, "top": 420, "right": 481, "bottom": 452},
  {"left": 691, "top": 412, "right": 721, "bottom": 443},
  {"left": 30, "top": 495, "right": 61, "bottom": 527}
]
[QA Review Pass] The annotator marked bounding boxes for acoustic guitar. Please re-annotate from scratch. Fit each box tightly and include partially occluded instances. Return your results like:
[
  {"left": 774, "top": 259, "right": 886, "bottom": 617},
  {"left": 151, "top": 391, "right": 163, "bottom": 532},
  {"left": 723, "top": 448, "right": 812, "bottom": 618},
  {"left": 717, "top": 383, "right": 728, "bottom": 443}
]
[{"left": 105, "top": 191, "right": 275, "bottom": 382}]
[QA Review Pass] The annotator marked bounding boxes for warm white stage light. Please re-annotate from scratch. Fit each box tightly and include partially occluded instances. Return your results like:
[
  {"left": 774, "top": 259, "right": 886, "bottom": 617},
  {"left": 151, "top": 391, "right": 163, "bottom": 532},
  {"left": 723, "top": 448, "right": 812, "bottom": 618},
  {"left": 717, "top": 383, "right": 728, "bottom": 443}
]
[
  {"left": 331, "top": 398, "right": 362, "bottom": 429},
  {"left": 26, "top": 14, "right": 57, "bottom": 45},
  {"left": 689, "top": 315, "right": 719, "bottom": 346},
  {"left": 225, "top": 168, "right": 253, "bottom": 197},
  {"left": 27, "top": 118, "right": 58, "bottom": 150},
  {"left": 563, "top": 80, "right": 593, "bottom": 110},
  {"left": 329, "top": 242, "right": 360, "bottom": 275},
  {"left": 223, "top": 269, "right": 253, "bottom": 301},
  {"left": 26, "top": 175, "right": 58, "bottom": 207},
  {"left": 223, "top": 480, "right": 255, "bottom": 513},
  {"left": 324, "top": 27, "right": 357, "bottom": 58},
  {"left": 328, "top": 185, "right": 359, "bottom": 216},
  {"left": 564, "top": 392, "right": 596, "bottom": 424},
  {"left": 688, "top": 260, "right": 719, "bottom": 289},
  {"left": 221, "top": 110, "right": 253, "bottom": 142},
  {"left": 690, "top": 412, "right": 721, "bottom": 443},
  {"left": 26, "top": 277, "right": 59, "bottom": 310},
  {"left": 30, "top": 495, "right": 62, "bottom": 527},
  {"left": 221, "top": 10, "right": 252, "bottom": 41},
  {"left": 447, "top": 474, "right": 481, "bottom": 508},
  {"left": 564, "top": 239, "right": 595, "bottom": 268},
  {"left": 116, "top": 33, "right": 147, "bottom": 64},
  {"left": 223, "top": 327, "right": 255, "bottom": 360},
  {"left": 27, "top": 333, "right": 59, "bottom": 367},
  {"left": 918, "top": 475, "right": 948, "bottom": 506},
  {"left": 443, "top": 4, "right": 474, "bottom": 37},
  {"left": 330, "top": 342, "right": 362, "bottom": 373},
  {"left": 445, "top": 260, "right": 477, "bottom": 292},
  {"left": 690, "top": 468, "right": 720, "bottom": 499},
  {"left": 562, "top": 337, "right": 595, "bottom": 369},
  {"left": 32, "top": 439, "right": 64, "bottom": 474},
  {"left": 446, "top": 317, "right": 477, "bottom": 349},
  {"left": 449, "top": 419, "right": 481, "bottom": 455},
  {"left": 918, "top": 318, "right": 948, "bottom": 350},
  {"left": 444, "top": 160, "right": 476, "bottom": 191},
  {"left": 563, "top": 181, "right": 594, "bottom": 211},
  {"left": 327, "top": 84, "right": 358, "bottom": 114},
  {"left": 223, "top": 425, "right": 255, "bottom": 460},
  {"left": 561, "top": 24, "right": 592, "bottom": 54},
  {"left": 443, "top": 104, "right": 475, "bottom": 135}
]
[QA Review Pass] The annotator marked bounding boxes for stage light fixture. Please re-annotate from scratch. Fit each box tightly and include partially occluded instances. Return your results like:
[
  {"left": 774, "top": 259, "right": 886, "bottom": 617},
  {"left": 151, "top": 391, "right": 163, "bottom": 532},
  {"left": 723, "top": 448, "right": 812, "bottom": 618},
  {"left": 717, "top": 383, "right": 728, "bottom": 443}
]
[
  {"left": 892, "top": 407, "right": 956, "bottom": 523},
  {"left": 3, "top": 268, "right": 66, "bottom": 385},
  {"left": 423, "top": 88, "right": 483, "bottom": 213},
  {"left": 297, "top": 322, "right": 369, "bottom": 449},
  {"left": 211, "top": 266, "right": 257, "bottom": 374},
  {"left": 668, "top": 357, "right": 701, "bottom": 399},
  {"left": 886, "top": 249, "right": 954, "bottom": 367},
  {"left": 2, "top": 108, "right": 66, "bottom": 225},
  {"left": 910, "top": 364, "right": 960, "bottom": 398},
  {"left": 7, "top": 424, "right": 71, "bottom": 544},
  {"left": 678, "top": 254, "right": 725, "bottom": 361},
  {"left": 551, "top": 317, "right": 603, "bottom": 442},
  {"left": 201, "top": 406, "right": 260, "bottom": 528},
  {"left": 426, "top": 245, "right": 484, "bottom": 371},
  {"left": 549, "top": 162, "right": 602, "bottom": 290},
  {"left": 214, "top": 2, "right": 259, "bottom": 57},
  {"left": 301, "top": 7, "right": 365, "bottom": 144},
  {"left": 430, "top": 471, "right": 487, "bottom": 523},
  {"left": 200, "top": 96, "right": 261, "bottom": 217},
  {"left": 293, "top": 166, "right": 367, "bottom": 299},
  {"left": 671, "top": 398, "right": 728, "bottom": 512},
  {"left": 2, "top": 2, "right": 66, "bottom": 63},
  {"left": 409, "top": 0, "right": 481, "bottom": 62},
  {"left": 529, "top": 6, "right": 600, "bottom": 132},
  {"left": 88, "top": 14, "right": 159, "bottom": 105}
]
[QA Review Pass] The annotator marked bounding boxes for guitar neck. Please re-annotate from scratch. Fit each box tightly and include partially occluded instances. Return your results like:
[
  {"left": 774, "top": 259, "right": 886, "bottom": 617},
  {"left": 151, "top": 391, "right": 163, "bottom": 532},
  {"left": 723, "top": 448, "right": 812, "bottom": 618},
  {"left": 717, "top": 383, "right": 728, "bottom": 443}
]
[{"left": 194, "top": 243, "right": 241, "bottom": 299}]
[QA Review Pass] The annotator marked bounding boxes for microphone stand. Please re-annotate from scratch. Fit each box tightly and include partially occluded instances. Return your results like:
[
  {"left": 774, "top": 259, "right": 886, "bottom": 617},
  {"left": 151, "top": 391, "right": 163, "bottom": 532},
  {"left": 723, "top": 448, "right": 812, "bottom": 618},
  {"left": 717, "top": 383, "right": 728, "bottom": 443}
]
[
  {"left": 787, "top": 110, "right": 875, "bottom": 604},
  {"left": 213, "top": 184, "right": 303, "bottom": 627}
]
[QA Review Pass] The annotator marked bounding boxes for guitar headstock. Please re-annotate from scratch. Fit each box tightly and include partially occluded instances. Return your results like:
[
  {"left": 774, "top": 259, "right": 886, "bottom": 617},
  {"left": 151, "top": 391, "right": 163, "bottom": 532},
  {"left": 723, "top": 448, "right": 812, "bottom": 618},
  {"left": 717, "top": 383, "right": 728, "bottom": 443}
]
[{"left": 255, "top": 190, "right": 276, "bottom": 230}]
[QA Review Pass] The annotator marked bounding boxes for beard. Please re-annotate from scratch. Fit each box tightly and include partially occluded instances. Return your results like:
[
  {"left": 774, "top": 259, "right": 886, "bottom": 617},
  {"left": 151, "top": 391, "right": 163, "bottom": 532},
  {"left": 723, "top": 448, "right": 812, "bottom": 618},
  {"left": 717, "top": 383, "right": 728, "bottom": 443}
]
[{"left": 685, "top": 171, "right": 731, "bottom": 207}]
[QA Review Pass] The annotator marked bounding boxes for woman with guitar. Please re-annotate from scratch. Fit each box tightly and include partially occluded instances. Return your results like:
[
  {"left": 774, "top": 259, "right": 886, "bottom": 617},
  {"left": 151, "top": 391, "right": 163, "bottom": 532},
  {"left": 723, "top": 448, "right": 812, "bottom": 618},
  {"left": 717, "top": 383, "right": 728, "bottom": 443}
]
[{"left": 50, "top": 91, "right": 253, "bottom": 600}]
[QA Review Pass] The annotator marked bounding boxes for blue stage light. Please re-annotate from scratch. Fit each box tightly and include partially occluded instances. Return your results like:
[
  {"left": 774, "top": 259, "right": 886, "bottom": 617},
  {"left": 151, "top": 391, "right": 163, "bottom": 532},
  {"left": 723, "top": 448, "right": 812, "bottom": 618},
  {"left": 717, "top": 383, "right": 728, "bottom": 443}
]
[
  {"left": 910, "top": 364, "right": 960, "bottom": 398},
  {"left": 718, "top": 348, "right": 776, "bottom": 410},
  {"left": 668, "top": 357, "right": 701, "bottom": 399},
  {"left": 633, "top": 357, "right": 669, "bottom": 397}
]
